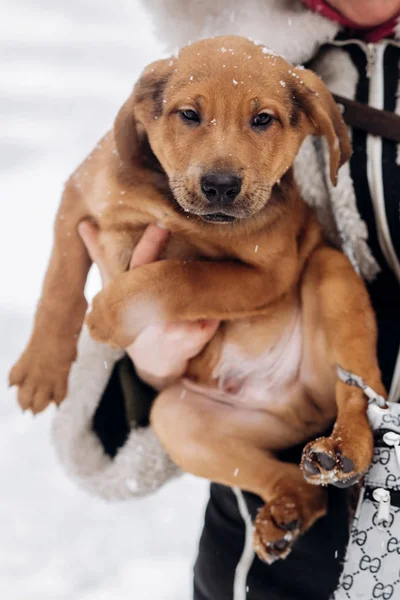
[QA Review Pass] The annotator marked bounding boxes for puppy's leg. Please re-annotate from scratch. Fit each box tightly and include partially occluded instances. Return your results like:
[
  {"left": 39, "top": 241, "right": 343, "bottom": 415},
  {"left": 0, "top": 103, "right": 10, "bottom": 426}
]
[
  {"left": 151, "top": 384, "right": 327, "bottom": 563},
  {"left": 9, "top": 180, "right": 90, "bottom": 413},
  {"left": 300, "top": 246, "right": 385, "bottom": 487},
  {"left": 86, "top": 258, "right": 293, "bottom": 347}
]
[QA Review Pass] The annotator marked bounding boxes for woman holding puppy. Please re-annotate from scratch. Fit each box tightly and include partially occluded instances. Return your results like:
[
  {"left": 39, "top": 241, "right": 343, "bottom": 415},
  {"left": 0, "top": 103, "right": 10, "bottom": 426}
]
[{"left": 67, "top": 1, "right": 400, "bottom": 598}]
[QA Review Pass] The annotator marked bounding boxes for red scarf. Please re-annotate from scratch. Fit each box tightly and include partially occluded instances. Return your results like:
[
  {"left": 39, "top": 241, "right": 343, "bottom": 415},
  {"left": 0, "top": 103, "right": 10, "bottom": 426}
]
[{"left": 301, "top": 0, "right": 398, "bottom": 42}]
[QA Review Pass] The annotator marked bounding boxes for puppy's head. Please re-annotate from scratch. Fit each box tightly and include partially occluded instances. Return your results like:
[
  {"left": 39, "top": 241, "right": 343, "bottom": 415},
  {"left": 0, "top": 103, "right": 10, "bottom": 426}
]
[{"left": 115, "top": 36, "right": 351, "bottom": 224}]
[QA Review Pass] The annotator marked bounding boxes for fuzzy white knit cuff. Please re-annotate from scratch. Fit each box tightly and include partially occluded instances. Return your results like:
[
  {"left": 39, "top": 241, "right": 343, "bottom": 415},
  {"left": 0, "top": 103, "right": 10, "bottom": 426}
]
[{"left": 52, "top": 326, "right": 180, "bottom": 501}]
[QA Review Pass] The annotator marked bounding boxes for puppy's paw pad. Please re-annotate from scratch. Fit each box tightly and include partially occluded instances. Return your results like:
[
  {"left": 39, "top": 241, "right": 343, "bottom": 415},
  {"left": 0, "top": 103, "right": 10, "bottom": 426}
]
[
  {"left": 341, "top": 457, "right": 355, "bottom": 473},
  {"left": 301, "top": 438, "right": 363, "bottom": 488}
]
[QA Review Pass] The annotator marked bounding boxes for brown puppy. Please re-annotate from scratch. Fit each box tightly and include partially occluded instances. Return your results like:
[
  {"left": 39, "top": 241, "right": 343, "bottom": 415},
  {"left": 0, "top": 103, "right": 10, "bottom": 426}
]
[{"left": 10, "top": 36, "right": 385, "bottom": 562}]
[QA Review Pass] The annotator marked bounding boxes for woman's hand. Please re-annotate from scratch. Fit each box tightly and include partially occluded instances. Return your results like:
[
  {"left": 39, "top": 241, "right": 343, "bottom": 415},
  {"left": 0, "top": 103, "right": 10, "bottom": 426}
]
[{"left": 78, "top": 221, "right": 219, "bottom": 389}]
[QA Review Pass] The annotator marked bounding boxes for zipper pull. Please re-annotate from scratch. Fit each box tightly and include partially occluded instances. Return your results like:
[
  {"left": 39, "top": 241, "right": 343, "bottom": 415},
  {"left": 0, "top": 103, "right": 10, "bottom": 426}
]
[
  {"left": 366, "top": 43, "right": 377, "bottom": 78},
  {"left": 373, "top": 488, "right": 391, "bottom": 527},
  {"left": 383, "top": 431, "right": 400, "bottom": 470}
]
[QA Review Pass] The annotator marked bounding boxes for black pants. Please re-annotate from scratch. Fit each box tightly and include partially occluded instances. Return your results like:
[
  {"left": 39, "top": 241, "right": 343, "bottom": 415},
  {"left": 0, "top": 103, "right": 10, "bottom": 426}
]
[{"left": 193, "top": 483, "right": 349, "bottom": 600}]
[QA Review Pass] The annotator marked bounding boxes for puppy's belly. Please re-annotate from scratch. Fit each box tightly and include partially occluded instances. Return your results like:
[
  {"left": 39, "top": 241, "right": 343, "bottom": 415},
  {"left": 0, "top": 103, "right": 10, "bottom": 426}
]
[
  {"left": 185, "top": 309, "right": 337, "bottom": 435},
  {"left": 213, "top": 314, "right": 303, "bottom": 406}
]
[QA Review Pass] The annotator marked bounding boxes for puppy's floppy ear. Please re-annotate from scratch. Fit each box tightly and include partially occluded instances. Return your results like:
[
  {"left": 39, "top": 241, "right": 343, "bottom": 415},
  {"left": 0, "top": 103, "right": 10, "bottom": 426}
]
[
  {"left": 293, "top": 68, "right": 352, "bottom": 186},
  {"left": 114, "top": 58, "right": 173, "bottom": 166},
  {"left": 113, "top": 93, "right": 139, "bottom": 165}
]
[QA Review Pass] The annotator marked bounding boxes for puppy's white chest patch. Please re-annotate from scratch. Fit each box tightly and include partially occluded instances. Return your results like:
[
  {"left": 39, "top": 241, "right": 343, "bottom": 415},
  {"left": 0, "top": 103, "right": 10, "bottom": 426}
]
[{"left": 213, "top": 316, "right": 303, "bottom": 406}]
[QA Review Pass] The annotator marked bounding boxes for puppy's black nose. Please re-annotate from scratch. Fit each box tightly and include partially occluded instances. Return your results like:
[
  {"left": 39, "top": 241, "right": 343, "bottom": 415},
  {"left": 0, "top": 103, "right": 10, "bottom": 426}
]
[{"left": 201, "top": 173, "right": 242, "bottom": 204}]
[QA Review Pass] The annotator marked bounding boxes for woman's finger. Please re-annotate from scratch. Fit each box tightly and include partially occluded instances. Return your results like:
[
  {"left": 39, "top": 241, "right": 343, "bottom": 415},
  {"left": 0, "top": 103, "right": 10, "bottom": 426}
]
[
  {"left": 127, "top": 318, "right": 220, "bottom": 389},
  {"left": 129, "top": 224, "right": 170, "bottom": 269},
  {"left": 164, "top": 319, "right": 220, "bottom": 344}
]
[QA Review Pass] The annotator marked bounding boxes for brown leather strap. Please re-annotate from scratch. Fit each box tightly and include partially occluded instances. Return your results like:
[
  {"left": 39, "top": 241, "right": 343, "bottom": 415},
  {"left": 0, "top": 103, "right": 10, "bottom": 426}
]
[{"left": 333, "top": 93, "right": 400, "bottom": 143}]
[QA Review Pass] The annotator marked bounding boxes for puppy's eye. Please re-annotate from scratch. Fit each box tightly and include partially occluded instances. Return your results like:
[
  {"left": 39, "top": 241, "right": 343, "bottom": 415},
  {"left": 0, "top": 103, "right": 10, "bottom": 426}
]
[
  {"left": 251, "top": 112, "right": 274, "bottom": 130},
  {"left": 179, "top": 109, "right": 201, "bottom": 125}
]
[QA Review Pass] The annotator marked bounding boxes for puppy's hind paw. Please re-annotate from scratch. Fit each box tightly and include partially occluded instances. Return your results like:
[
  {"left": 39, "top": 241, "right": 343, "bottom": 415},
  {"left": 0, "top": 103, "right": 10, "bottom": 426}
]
[
  {"left": 253, "top": 496, "right": 302, "bottom": 563},
  {"left": 301, "top": 437, "right": 367, "bottom": 488}
]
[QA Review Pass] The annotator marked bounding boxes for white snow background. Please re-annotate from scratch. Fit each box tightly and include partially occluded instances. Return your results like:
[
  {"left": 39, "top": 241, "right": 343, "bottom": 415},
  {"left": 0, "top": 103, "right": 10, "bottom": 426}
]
[{"left": 0, "top": 1, "right": 209, "bottom": 598}]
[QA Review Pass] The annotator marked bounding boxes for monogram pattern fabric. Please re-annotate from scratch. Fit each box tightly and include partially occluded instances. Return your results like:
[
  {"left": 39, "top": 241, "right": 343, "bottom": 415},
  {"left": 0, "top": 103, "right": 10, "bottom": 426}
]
[
  {"left": 333, "top": 402, "right": 400, "bottom": 600},
  {"left": 366, "top": 448, "right": 400, "bottom": 491}
]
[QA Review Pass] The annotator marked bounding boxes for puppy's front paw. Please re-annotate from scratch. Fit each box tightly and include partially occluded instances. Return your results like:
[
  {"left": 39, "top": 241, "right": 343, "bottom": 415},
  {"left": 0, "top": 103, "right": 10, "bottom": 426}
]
[
  {"left": 86, "top": 292, "right": 136, "bottom": 348},
  {"left": 301, "top": 431, "right": 372, "bottom": 488},
  {"left": 85, "top": 294, "right": 116, "bottom": 345},
  {"left": 87, "top": 286, "right": 162, "bottom": 348},
  {"left": 9, "top": 350, "right": 71, "bottom": 413}
]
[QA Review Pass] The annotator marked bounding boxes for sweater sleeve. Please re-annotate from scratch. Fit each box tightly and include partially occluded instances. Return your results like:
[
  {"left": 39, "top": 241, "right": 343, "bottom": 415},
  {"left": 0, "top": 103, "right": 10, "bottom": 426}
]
[{"left": 51, "top": 326, "right": 180, "bottom": 501}]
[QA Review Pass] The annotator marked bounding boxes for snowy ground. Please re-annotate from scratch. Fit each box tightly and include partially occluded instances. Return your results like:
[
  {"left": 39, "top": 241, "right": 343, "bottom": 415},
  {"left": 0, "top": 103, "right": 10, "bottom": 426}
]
[{"left": 1, "top": 2, "right": 208, "bottom": 598}]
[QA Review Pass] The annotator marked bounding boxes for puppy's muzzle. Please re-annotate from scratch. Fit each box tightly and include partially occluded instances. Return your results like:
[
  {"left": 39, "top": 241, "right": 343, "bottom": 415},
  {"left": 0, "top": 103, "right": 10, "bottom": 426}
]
[{"left": 200, "top": 173, "right": 242, "bottom": 222}]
